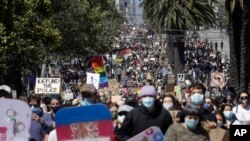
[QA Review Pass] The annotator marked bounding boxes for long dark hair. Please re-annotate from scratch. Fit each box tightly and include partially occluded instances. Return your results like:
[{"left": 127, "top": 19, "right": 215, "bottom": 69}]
[{"left": 162, "top": 94, "right": 182, "bottom": 110}]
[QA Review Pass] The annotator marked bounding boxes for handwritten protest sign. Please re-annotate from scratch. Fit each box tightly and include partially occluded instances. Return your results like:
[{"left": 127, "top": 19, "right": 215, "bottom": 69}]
[
  {"left": 86, "top": 73, "right": 100, "bottom": 89},
  {"left": 35, "top": 78, "right": 61, "bottom": 94},
  {"left": 61, "top": 89, "right": 74, "bottom": 100}
]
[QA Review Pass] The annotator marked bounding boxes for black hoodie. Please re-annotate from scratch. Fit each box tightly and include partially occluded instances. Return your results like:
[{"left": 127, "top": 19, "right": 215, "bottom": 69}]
[{"left": 116, "top": 100, "right": 173, "bottom": 141}]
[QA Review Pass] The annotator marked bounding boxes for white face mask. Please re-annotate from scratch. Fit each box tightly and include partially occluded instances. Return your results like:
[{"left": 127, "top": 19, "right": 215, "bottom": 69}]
[
  {"left": 117, "top": 115, "right": 126, "bottom": 123},
  {"left": 163, "top": 103, "right": 174, "bottom": 110}
]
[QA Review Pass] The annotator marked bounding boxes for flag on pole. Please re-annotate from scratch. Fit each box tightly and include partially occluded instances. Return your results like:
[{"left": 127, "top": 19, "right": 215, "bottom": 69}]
[{"left": 91, "top": 56, "right": 108, "bottom": 88}]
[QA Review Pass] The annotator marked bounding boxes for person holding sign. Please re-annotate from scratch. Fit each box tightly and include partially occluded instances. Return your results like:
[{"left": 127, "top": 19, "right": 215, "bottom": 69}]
[
  {"left": 47, "top": 84, "right": 100, "bottom": 141},
  {"left": 116, "top": 85, "right": 173, "bottom": 141}
]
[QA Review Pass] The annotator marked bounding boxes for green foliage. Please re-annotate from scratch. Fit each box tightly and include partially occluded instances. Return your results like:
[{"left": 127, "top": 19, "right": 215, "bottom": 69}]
[
  {"left": 0, "top": 0, "right": 61, "bottom": 83},
  {"left": 51, "top": 0, "right": 124, "bottom": 56},
  {"left": 141, "top": 0, "right": 216, "bottom": 30}
]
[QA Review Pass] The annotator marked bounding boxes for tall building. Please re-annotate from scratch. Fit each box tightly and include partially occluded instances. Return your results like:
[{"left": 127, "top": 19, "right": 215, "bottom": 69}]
[{"left": 115, "top": 0, "right": 143, "bottom": 25}]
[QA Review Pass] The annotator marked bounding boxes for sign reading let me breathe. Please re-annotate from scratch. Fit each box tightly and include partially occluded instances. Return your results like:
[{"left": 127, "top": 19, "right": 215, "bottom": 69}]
[{"left": 35, "top": 78, "right": 61, "bottom": 94}]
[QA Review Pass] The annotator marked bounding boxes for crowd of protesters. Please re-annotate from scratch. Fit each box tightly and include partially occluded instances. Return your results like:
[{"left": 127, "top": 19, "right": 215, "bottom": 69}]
[{"left": 0, "top": 23, "right": 250, "bottom": 141}]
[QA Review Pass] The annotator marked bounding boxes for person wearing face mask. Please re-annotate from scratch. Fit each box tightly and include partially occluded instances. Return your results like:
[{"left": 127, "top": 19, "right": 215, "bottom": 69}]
[
  {"left": 207, "top": 111, "right": 230, "bottom": 141},
  {"left": 165, "top": 104, "right": 209, "bottom": 141},
  {"left": 71, "top": 84, "right": 101, "bottom": 106},
  {"left": 162, "top": 94, "right": 182, "bottom": 122},
  {"left": 47, "top": 84, "right": 100, "bottom": 141},
  {"left": 203, "top": 97, "right": 216, "bottom": 113},
  {"left": 114, "top": 105, "right": 133, "bottom": 133},
  {"left": 180, "top": 83, "right": 217, "bottom": 132},
  {"left": 116, "top": 85, "right": 173, "bottom": 141},
  {"left": 219, "top": 103, "right": 237, "bottom": 129},
  {"left": 232, "top": 92, "right": 250, "bottom": 125}
]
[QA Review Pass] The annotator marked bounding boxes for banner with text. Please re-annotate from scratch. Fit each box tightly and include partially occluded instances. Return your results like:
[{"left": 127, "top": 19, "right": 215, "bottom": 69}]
[{"left": 35, "top": 78, "right": 61, "bottom": 94}]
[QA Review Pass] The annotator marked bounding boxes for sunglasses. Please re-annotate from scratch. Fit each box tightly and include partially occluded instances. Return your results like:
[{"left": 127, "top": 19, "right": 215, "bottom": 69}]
[
  {"left": 240, "top": 96, "right": 248, "bottom": 99},
  {"left": 118, "top": 112, "right": 128, "bottom": 116}
]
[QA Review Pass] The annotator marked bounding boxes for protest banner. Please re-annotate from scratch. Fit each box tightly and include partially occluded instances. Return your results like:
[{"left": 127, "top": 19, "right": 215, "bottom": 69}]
[
  {"left": 35, "top": 78, "right": 61, "bottom": 94},
  {"left": 55, "top": 104, "right": 113, "bottom": 141},
  {"left": 86, "top": 73, "right": 100, "bottom": 89},
  {"left": 120, "top": 49, "right": 132, "bottom": 59},
  {"left": 0, "top": 99, "right": 31, "bottom": 141},
  {"left": 128, "top": 126, "right": 163, "bottom": 141}
]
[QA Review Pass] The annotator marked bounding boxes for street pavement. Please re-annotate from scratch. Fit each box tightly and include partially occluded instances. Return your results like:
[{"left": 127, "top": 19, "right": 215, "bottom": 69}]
[{"left": 199, "top": 29, "right": 230, "bottom": 59}]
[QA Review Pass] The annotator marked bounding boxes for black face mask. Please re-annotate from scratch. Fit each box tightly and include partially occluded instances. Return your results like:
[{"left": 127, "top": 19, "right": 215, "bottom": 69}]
[
  {"left": 51, "top": 106, "right": 61, "bottom": 114},
  {"left": 182, "top": 102, "right": 187, "bottom": 106}
]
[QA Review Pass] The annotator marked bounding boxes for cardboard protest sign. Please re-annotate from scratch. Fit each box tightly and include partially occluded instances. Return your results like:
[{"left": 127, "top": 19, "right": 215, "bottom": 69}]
[
  {"left": 35, "top": 78, "right": 61, "bottom": 94},
  {"left": 62, "top": 89, "right": 74, "bottom": 100},
  {"left": 86, "top": 73, "right": 100, "bottom": 89},
  {"left": 111, "top": 96, "right": 122, "bottom": 103},
  {"left": 108, "top": 79, "right": 119, "bottom": 96},
  {"left": 55, "top": 104, "right": 113, "bottom": 141},
  {"left": 128, "top": 126, "right": 164, "bottom": 141},
  {"left": 166, "top": 83, "right": 175, "bottom": 92},
  {"left": 0, "top": 99, "right": 32, "bottom": 141},
  {"left": 115, "top": 58, "right": 123, "bottom": 64}
]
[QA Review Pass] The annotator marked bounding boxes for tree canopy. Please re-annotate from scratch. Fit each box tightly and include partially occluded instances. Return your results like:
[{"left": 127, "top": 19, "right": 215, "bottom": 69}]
[
  {"left": 51, "top": 0, "right": 124, "bottom": 56},
  {"left": 0, "top": 0, "right": 123, "bottom": 95}
]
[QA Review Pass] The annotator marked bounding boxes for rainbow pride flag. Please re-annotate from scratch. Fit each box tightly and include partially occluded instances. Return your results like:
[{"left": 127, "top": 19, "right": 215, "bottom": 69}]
[{"left": 91, "top": 56, "right": 108, "bottom": 88}]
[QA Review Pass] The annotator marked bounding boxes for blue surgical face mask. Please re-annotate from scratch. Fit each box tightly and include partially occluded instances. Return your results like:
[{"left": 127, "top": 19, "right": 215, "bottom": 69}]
[
  {"left": 163, "top": 103, "right": 174, "bottom": 110},
  {"left": 217, "top": 120, "right": 223, "bottom": 127},
  {"left": 190, "top": 93, "right": 204, "bottom": 105},
  {"left": 223, "top": 111, "right": 233, "bottom": 119},
  {"left": 80, "top": 98, "right": 92, "bottom": 106},
  {"left": 142, "top": 97, "right": 155, "bottom": 108},
  {"left": 203, "top": 103, "right": 210, "bottom": 110},
  {"left": 185, "top": 118, "right": 199, "bottom": 129}
]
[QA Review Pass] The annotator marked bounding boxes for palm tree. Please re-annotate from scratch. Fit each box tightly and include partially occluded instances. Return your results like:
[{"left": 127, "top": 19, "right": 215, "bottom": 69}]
[
  {"left": 240, "top": 0, "right": 250, "bottom": 92},
  {"left": 141, "top": 0, "right": 216, "bottom": 75},
  {"left": 225, "top": 0, "right": 250, "bottom": 93},
  {"left": 225, "top": 0, "right": 242, "bottom": 94}
]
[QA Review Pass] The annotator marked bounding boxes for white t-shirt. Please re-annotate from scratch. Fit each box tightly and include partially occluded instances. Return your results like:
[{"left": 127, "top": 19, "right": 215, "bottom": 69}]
[
  {"left": 48, "top": 129, "right": 57, "bottom": 141},
  {"left": 232, "top": 105, "right": 250, "bottom": 125},
  {"left": 232, "top": 105, "right": 250, "bottom": 113}
]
